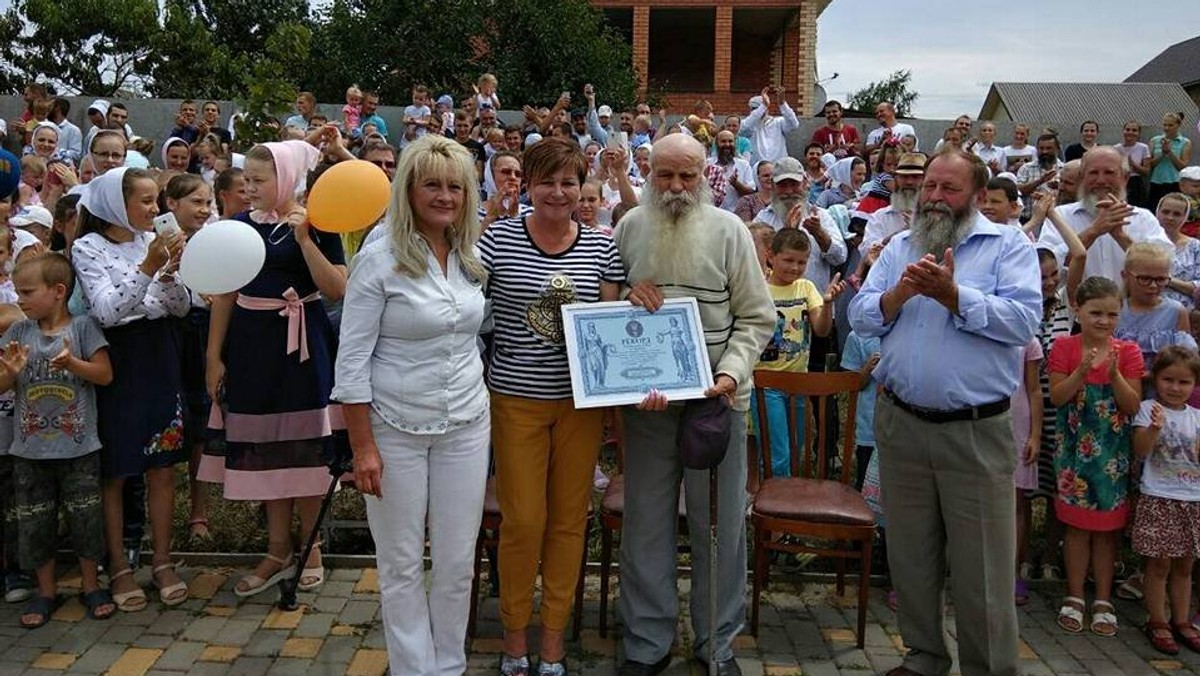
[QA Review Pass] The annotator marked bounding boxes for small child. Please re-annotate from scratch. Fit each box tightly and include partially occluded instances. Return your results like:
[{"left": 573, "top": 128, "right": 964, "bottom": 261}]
[
  {"left": 18, "top": 155, "right": 45, "bottom": 207},
  {"left": 840, "top": 329, "right": 885, "bottom": 603},
  {"left": 631, "top": 115, "right": 653, "bottom": 150},
  {"left": 1012, "top": 337, "right": 1043, "bottom": 605},
  {"left": 1117, "top": 242, "right": 1197, "bottom": 367},
  {"left": 342, "top": 85, "right": 362, "bottom": 135},
  {"left": 1049, "top": 276, "right": 1144, "bottom": 637},
  {"left": 746, "top": 223, "right": 773, "bottom": 278},
  {"left": 0, "top": 253, "right": 114, "bottom": 627},
  {"left": 403, "top": 85, "right": 432, "bottom": 145},
  {"left": 752, "top": 229, "right": 845, "bottom": 478},
  {"left": 436, "top": 94, "right": 455, "bottom": 138},
  {"left": 475, "top": 73, "right": 500, "bottom": 111},
  {"left": 1132, "top": 346, "right": 1200, "bottom": 655}
]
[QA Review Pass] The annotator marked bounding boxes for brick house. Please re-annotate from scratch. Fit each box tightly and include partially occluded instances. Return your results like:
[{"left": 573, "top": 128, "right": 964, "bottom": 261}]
[{"left": 590, "top": 0, "right": 830, "bottom": 116}]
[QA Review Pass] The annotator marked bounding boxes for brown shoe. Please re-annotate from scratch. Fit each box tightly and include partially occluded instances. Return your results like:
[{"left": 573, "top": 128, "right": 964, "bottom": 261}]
[{"left": 1146, "top": 621, "right": 1180, "bottom": 655}]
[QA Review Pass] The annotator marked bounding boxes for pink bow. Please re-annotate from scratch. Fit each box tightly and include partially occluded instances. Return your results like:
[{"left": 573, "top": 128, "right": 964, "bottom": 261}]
[{"left": 236, "top": 287, "right": 320, "bottom": 362}]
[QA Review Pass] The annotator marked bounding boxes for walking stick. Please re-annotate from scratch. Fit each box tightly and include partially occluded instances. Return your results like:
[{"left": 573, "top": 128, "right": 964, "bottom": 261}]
[
  {"left": 708, "top": 465, "right": 719, "bottom": 676},
  {"left": 279, "top": 446, "right": 353, "bottom": 611}
]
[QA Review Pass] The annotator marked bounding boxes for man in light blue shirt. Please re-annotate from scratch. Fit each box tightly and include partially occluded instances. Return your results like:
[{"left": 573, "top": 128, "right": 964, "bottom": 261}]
[
  {"left": 849, "top": 149, "right": 1040, "bottom": 676},
  {"left": 49, "top": 98, "right": 82, "bottom": 163}
]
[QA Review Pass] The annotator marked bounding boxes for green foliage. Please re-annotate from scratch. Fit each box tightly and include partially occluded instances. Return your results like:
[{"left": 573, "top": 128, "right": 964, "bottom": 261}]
[
  {"left": 0, "top": 0, "right": 159, "bottom": 95},
  {"left": 847, "top": 69, "right": 919, "bottom": 118},
  {"left": 0, "top": 0, "right": 638, "bottom": 116},
  {"left": 473, "top": 0, "right": 636, "bottom": 109},
  {"left": 233, "top": 22, "right": 312, "bottom": 149}
]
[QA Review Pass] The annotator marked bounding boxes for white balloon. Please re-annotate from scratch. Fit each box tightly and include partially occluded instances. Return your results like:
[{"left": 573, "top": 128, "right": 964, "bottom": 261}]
[{"left": 180, "top": 220, "right": 266, "bottom": 294}]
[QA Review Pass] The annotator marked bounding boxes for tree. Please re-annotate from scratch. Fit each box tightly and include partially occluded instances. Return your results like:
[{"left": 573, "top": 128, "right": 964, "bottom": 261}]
[
  {"left": 847, "top": 69, "right": 919, "bottom": 118},
  {"left": 232, "top": 21, "right": 313, "bottom": 148},
  {"left": 474, "top": 0, "right": 637, "bottom": 109},
  {"left": 0, "top": 0, "right": 159, "bottom": 95},
  {"left": 145, "top": 0, "right": 245, "bottom": 99}
]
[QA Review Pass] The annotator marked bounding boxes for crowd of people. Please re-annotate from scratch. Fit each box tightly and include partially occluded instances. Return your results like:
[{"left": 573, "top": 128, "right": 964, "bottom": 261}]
[{"left": 2, "top": 73, "right": 1200, "bottom": 676}]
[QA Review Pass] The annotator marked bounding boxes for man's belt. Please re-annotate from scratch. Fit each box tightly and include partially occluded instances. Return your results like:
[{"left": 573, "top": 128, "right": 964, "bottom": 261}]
[{"left": 883, "top": 389, "right": 1010, "bottom": 424}]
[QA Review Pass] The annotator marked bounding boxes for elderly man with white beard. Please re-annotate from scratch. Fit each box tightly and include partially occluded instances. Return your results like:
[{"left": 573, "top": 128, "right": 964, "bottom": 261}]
[
  {"left": 613, "top": 134, "right": 774, "bottom": 676},
  {"left": 752, "top": 156, "right": 847, "bottom": 291},
  {"left": 850, "top": 149, "right": 1041, "bottom": 676},
  {"left": 862, "top": 152, "right": 927, "bottom": 252},
  {"left": 1038, "top": 146, "right": 1170, "bottom": 283}
]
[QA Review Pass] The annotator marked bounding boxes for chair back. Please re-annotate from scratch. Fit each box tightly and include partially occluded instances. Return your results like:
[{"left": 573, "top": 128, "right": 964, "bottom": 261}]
[{"left": 751, "top": 370, "right": 860, "bottom": 484}]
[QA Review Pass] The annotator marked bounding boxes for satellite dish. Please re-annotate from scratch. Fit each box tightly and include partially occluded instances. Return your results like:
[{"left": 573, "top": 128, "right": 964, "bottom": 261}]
[{"left": 810, "top": 84, "right": 828, "bottom": 116}]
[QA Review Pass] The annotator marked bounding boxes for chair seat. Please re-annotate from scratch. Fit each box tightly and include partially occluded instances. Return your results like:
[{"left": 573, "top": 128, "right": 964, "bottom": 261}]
[
  {"left": 600, "top": 475, "right": 686, "bottom": 518},
  {"left": 753, "top": 477, "right": 875, "bottom": 526}
]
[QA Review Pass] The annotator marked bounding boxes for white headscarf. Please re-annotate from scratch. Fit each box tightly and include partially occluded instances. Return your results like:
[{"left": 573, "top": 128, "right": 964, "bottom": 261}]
[
  {"left": 80, "top": 167, "right": 136, "bottom": 232},
  {"left": 827, "top": 157, "right": 857, "bottom": 190}
]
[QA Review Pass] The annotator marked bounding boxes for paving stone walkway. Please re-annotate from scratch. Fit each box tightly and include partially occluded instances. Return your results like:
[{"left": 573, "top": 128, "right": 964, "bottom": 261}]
[{"left": 0, "top": 564, "right": 1196, "bottom": 676}]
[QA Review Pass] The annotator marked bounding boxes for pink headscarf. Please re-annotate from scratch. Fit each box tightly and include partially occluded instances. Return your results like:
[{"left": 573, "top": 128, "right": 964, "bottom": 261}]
[
  {"left": 161, "top": 136, "right": 189, "bottom": 170},
  {"left": 248, "top": 140, "right": 319, "bottom": 224}
]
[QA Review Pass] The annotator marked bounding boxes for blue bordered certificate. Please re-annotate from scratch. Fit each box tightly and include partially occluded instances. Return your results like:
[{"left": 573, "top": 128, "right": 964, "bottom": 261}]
[{"left": 561, "top": 298, "right": 713, "bottom": 409}]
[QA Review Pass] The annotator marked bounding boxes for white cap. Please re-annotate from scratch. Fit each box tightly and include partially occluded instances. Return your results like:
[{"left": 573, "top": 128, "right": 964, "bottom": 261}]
[
  {"left": 1180, "top": 166, "right": 1200, "bottom": 181},
  {"left": 748, "top": 96, "right": 764, "bottom": 110},
  {"left": 11, "top": 205, "right": 52, "bottom": 229},
  {"left": 524, "top": 133, "right": 543, "bottom": 148},
  {"left": 597, "top": 105, "right": 613, "bottom": 118}
]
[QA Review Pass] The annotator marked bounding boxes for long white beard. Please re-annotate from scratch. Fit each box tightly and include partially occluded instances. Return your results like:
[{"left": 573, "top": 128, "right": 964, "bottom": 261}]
[
  {"left": 910, "top": 201, "right": 975, "bottom": 257},
  {"left": 641, "top": 181, "right": 711, "bottom": 281},
  {"left": 891, "top": 188, "right": 918, "bottom": 214}
]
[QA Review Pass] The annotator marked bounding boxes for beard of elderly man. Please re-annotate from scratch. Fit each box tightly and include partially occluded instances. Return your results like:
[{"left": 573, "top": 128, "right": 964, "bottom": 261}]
[
  {"left": 612, "top": 133, "right": 774, "bottom": 675},
  {"left": 910, "top": 189, "right": 977, "bottom": 258}
]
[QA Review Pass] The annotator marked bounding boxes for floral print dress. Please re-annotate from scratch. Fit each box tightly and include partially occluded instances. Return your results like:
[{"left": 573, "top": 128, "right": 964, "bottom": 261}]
[{"left": 1048, "top": 334, "right": 1144, "bottom": 532}]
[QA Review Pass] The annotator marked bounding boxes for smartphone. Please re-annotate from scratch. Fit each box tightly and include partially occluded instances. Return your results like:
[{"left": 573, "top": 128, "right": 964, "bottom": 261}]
[
  {"left": 153, "top": 212, "right": 182, "bottom": 236},
  {"left": 607, "top": 131, "right": 628, "bottom": 150}
]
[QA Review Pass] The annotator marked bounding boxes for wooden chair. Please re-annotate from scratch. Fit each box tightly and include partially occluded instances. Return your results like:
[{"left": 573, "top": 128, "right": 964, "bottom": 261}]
[
  {"left": 467, "top": 477, "right": 588, "bottom": 640},
  {"left": 749, "top": 370, "right": 876, "bottom": 648}
]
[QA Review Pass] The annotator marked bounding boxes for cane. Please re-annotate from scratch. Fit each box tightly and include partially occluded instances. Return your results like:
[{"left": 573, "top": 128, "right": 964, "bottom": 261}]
[
  {"left": 708, "top": 465, "right": 719, "bottom": 676},
  {"left": 279, "top": 444, "right": 353, "bottom": 611}
]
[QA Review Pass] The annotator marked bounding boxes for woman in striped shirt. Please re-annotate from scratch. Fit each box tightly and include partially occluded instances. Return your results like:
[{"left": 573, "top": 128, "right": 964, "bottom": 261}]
[{"left": 478, "top": 138, "right": 625, "bottom": 676}]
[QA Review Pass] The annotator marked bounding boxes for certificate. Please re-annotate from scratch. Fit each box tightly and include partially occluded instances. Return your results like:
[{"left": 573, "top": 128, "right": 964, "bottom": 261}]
[{"left": 561, "top": 298, "right": 713, "bottom": 408}]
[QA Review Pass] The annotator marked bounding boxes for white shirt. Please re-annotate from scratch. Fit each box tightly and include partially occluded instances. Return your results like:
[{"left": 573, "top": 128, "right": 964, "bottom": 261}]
[
  {"left": 972, "top": 143, "right": 1004, "bottom": 171},
  {"left": 1001, "top": 145, "right": 1036, "bottom": 173},
  {"left": 72, "top": 231, "right": 191, "bottom": 327},
  {"left": 707, "top": 156, "right": 755, "bottom": 212},
  {"left": 861, "top": 205, "right": 911, "bottom": 252},
  {"left": 753, "top": 204, "right": 847, "bottom": 290},
  {"left": 1037, "top": 201, "right": 1170, "bottom": 283},
  {"left": 332, "top": 239, "right": 488, "bottom": 434},
  {"left": 740, "top": 103, "right": 800, "bottom": 163},
  {"left": 57, "top": 120, "right": 83, "bottom": 163},
  {"left": 1134, "top": 400, "right": 1200, "bottom": 501},
  {"left": 866, "top": 122, "right": 918, "bottom": 150}
]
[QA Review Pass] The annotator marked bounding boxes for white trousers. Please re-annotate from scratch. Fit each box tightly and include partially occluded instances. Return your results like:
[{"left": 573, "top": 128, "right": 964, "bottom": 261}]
[{"left": 365, "top": 413, "right": 490, "bottom": 676}]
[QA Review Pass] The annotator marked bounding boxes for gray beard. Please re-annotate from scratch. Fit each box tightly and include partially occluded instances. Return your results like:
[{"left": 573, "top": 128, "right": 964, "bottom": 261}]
[
  {"left": 772, "top": 194, "right": 804, "bottom": 220},
  {"left": 644, "top": 180, "right": 710, "bottom": 224},
  {"left": 1078, "top": 187, "right": 1128, "bottom": 214},
  {"left": 891, "top": 188, "right": 918, "bottom": 214},
  {"left": 910, "top": 201, "right": 975, "bottom": 257}
]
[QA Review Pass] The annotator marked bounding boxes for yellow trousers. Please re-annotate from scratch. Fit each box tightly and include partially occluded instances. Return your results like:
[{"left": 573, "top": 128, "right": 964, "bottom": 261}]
[{"left": 491, "top": 392, "right": 603, "bottom": 631}]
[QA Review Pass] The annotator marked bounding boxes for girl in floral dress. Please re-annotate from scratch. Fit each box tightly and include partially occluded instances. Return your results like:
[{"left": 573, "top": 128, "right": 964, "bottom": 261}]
[{"left": 1049, "top": 277, "right": 1144, "bottom": 637}]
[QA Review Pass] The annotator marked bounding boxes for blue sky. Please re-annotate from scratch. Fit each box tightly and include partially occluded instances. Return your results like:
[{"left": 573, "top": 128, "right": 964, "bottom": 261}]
[{"left": 817, "top": 0, "right": 1200, "bottom": 119}]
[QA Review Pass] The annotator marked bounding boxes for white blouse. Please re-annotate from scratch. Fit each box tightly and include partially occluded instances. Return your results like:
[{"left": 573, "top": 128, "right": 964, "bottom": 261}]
[
  {"left": 72, "top": 231, "right": 191, "bottom": 327},
  {"left": 332, "top": 238, "right": 487, "bottom": 434}
]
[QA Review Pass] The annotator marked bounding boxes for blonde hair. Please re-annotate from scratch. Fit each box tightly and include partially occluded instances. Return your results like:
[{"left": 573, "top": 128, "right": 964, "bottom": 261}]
[
  {"left": 387, "top": 134, "right": 485, "bottom": 282},
  {"left": 478, "top": 73, "right": 497, "bottom": 87},
  {"left": 1123, "top": 241, "right": 1173, "bottom": 297}
]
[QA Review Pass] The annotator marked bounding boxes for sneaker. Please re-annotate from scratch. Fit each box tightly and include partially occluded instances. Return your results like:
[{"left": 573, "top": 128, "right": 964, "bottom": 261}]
[
  {"left": 4, "top": 572, "right": 33, "bottom": 603},
  {"left": 1019, "top": 562, "right": 1034, "bottom": 581},
  {"left": 593, "top": 465, "right": 610, "bottom": 491},
  {"left": 1041, "top": 563, "right": 1061, "bottom": 581}
]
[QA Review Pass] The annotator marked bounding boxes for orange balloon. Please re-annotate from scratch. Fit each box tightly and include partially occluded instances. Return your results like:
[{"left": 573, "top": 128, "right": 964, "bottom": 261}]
[{"left": 307, "top": 160, "right": 391, "bottom": 233}]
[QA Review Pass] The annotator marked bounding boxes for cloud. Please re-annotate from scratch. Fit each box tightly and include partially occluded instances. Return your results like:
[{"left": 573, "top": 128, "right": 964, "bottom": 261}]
[{"left": 817, "top": 0, "right": 1200, "bottom": 118}]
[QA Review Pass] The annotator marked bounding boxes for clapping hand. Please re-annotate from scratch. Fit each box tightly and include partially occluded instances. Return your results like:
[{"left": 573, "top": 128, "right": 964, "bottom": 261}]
[
  {"left": 1149, "top": 401, "right": 1165, "bottom": 431},
  {"left": 49, "top": 336, "right": 74, "bottom": 372},
  {"left": 0, "top": 341, "right": 28, "bottom": 378},
  {"left": 901, "top": 249, "right": 957, "bottom": 305}
]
